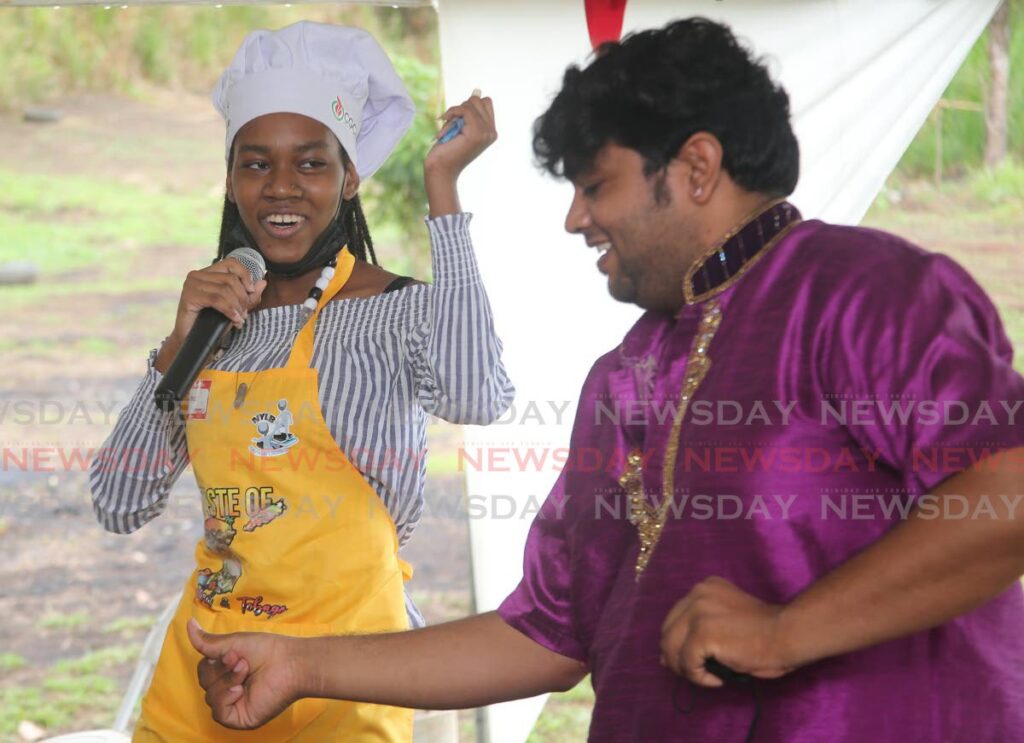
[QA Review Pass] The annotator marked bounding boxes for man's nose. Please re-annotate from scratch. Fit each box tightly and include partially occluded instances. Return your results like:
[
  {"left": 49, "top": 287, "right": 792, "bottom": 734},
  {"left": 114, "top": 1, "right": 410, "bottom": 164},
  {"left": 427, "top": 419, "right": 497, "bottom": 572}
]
[{"left": 564, "top": 189, "right": 591, "bottom": 234}]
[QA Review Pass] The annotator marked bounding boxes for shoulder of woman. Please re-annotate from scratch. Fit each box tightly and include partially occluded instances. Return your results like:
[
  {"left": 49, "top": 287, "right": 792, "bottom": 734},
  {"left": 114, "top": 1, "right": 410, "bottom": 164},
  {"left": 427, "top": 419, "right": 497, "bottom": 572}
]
[{"left": 333, "top": 260, "right": 425, "bottom": 301}]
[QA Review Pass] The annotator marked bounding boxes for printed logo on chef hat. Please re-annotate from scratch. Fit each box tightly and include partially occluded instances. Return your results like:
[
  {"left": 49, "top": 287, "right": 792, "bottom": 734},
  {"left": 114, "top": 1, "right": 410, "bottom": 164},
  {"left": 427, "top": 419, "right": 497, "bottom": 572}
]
[{"left": 331, "top": 95, "right": 359, "bottom": 135}]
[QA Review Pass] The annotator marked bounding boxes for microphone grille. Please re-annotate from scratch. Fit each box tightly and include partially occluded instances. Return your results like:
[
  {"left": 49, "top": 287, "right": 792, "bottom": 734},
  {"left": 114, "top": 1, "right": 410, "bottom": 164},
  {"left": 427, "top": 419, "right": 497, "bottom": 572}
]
[{"left": 225, "top": 247, "right": 266, "bottom": 283}]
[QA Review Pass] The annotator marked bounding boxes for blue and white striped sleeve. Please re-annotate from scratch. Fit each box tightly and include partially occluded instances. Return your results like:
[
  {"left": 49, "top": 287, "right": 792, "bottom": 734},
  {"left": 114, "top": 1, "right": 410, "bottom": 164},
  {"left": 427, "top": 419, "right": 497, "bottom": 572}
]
[
  {"left": 88, "top": 349, "right": 190, "bottom": 534},
  {"left": 407, "top": 213, "right": 515, "bottom": 425}
]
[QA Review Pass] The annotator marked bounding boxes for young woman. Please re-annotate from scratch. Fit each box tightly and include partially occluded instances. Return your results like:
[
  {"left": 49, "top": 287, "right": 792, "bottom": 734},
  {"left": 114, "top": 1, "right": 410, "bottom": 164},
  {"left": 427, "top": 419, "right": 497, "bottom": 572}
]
[{"left": 89, "top": 20, "right": 512, "bottom": 741}]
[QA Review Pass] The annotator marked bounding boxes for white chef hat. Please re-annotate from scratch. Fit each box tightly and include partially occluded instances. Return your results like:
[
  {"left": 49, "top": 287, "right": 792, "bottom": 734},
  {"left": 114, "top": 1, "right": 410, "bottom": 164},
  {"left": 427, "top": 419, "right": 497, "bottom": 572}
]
[{"left": 212, "top": 21, "right": 415, "bottom": 180}]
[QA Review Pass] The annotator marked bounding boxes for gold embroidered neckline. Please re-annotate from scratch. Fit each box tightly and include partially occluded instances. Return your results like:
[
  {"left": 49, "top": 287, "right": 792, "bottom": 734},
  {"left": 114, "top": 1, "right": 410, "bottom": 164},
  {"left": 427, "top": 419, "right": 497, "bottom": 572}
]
[
  {"left": 621, "top": 201, "right": 803, "bottom": 577},
  {"left": 620, "top": 299, "right": 723, "bottom": 579}
]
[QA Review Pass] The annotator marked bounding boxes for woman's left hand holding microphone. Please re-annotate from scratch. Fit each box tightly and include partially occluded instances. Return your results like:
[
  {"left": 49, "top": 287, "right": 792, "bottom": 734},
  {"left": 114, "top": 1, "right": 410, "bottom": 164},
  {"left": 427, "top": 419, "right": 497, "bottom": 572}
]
[{"left": 424, "top": 90, "right": 497, "bottom": 217}]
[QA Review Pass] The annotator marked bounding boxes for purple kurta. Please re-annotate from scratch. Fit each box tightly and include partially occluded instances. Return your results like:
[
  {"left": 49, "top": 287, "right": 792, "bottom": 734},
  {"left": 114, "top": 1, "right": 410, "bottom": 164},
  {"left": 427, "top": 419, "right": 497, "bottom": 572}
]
[{"left": 498, "top": 216, "right": 1024, "bottom": 741}]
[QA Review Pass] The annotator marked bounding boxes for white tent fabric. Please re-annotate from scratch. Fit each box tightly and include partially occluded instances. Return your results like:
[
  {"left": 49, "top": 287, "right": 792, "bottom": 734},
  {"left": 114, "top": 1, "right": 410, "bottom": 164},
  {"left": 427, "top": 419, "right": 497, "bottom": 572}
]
[{"left": 435, "top": 1, "right": 1000, "bottom": 740}]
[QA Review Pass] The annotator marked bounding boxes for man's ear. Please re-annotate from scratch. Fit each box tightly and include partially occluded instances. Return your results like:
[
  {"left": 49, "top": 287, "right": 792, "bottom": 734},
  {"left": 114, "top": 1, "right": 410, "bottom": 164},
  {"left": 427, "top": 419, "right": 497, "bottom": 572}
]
[
  {"left": 342, "top": 159, "right": 361, "bottom": 201},
  {"left": 674, "top": 132, "right": 724, "bottom": 203}
]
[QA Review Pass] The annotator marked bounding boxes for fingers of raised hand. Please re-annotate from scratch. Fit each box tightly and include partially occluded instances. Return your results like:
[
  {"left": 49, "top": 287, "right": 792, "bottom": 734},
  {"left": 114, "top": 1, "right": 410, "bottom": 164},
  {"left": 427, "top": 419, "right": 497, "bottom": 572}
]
[
  {"left": 438, "top": 93, "right": 497, "bottom": 143},
  {"left": 465, "top": 92, "right": 495, "bottom": 128}
]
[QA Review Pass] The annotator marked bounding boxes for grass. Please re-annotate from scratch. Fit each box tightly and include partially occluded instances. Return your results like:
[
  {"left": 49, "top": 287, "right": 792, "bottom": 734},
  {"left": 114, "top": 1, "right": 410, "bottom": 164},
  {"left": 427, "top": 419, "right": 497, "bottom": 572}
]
[
  {"left": 969, "top": 158, "right": 1024, "bottom": 203},
  {"left": 3, "top": 278, "right": 185, "bottom": 310},
  {"left": 0, "top": 168, "right": 220, "bottom": 276},
  {"left": 425, "top": 448, "right": 462, "bottom": 476},
  {"left": 103, "top": 615, "right": 157, "bottom": 635},
  {"left": 0, "top": 673, "right": 121, "bottom": 736},
  {"left": 868, "top": 160, "right": 1024, "bottom": 232},
  {"left": 42, "top": 673, "right": 118, "bottom": 699},
  {"left": 0, "top": 654, "right": 27, "bottom": 673},
  {"left": 0, "top": 338, "right": 53, "bottom": 356},
  {"left": 0, "top": 686, "right": 64, "bottom": 735},
  {"left": 0, "top": 643, "right": 139, "bottom": 737},
  {"left": 52, "top": 645, "right": 142, "bottom": 676},
  {"left": 39, "top": 612, "right": 90, "bottom": 631},
  {"left": 864, "top": 160, "right": 1024, "bottom": 375},
  {"left": 529, "top": 677, "right": 596, "bottom": 741},
  {"left": 75, "top": 336, "right": 121, "bottom": 356}
]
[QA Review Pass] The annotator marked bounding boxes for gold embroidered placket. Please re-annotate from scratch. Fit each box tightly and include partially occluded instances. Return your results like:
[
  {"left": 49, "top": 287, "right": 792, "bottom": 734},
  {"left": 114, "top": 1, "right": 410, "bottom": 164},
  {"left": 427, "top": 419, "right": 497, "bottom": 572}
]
[{"left": 620, "top": 299, "right": 722, "bottom": 579}]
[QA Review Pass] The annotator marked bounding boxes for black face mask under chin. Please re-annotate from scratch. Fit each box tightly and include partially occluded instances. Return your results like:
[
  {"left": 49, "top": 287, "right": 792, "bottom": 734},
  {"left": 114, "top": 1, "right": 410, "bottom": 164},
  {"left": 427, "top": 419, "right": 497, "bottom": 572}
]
[{"left": 229, "top": 202, "right": 351, "bottom": 280}]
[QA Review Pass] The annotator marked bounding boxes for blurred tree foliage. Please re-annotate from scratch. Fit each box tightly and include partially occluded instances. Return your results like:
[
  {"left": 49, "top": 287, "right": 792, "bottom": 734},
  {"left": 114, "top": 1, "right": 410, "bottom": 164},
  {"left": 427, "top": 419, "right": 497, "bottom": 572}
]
[
  {"left": 363, "top": 52, "right": 441, "bottom": 251},
  {"left": 898, "top": 0, "right": 1022, "bottom": 178},
  {"left": 0, "top": 5, "right": 438, "bottom": 99}
]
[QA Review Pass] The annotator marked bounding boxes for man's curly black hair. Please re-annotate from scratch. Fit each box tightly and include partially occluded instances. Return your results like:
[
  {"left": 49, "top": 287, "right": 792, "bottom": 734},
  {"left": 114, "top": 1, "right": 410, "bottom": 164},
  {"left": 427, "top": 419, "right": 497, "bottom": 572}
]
[{"left": 534, "top": 17, "right": 800, "bottom": 197}]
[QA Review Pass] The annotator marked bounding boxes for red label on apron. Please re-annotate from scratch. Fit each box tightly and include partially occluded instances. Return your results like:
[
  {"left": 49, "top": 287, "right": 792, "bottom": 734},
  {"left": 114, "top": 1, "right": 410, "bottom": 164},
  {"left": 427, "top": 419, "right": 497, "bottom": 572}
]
[{"left": 187, "top": 379, "right": 212, "bottom": 420}]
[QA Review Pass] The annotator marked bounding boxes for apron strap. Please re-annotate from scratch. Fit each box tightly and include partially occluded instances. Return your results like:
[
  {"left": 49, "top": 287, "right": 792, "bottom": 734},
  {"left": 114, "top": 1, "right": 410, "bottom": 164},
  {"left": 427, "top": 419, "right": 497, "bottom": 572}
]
[
  {"left": 398, "top": 557, "right": 414, "bottom": 582},
  {"left": 286, "top": 248, "right": 356, "bottom": 370}
]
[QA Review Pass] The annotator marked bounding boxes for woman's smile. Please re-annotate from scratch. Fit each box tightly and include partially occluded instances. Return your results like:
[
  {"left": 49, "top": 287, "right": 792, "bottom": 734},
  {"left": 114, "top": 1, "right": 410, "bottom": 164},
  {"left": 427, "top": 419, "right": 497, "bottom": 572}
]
[{"left": 260, "top": 212, "right": 309, "bottom": 241}]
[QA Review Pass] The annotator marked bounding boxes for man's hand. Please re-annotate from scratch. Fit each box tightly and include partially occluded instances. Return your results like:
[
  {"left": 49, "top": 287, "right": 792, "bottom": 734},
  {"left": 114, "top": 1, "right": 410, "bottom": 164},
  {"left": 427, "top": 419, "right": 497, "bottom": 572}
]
[
  {"left": 190, "top": 612, "right": 585, "bottom": 715},
  {"left": 187, "top": 619, "right": 303, "bottom": 729},
  {"left": 659, "top": 577, "right": 797, "bottom": 687}
]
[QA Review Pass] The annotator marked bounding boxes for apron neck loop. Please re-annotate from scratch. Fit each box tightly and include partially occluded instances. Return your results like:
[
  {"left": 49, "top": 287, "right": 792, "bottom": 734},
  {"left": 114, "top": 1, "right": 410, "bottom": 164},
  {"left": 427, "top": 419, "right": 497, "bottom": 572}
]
[{"left": 286, "top": 247, "right": 356, "bottom": 370}]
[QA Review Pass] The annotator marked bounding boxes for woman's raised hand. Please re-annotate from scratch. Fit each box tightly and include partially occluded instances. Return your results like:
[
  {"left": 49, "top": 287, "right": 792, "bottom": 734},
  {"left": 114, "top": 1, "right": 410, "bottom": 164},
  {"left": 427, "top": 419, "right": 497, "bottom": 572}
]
[
  {"left": 423, "top": 90, "right": 496, "bottom": 217},
  {"left": 426, "top": 89, "right": 497, "bottom": 177}
]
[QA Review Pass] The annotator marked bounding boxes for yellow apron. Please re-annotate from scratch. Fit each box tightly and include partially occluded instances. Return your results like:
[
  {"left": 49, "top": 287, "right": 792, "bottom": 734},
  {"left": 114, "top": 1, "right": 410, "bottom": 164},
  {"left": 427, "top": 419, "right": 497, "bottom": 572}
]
[{"left": 135, "top": 248, "right": 414, "bottom": 742}]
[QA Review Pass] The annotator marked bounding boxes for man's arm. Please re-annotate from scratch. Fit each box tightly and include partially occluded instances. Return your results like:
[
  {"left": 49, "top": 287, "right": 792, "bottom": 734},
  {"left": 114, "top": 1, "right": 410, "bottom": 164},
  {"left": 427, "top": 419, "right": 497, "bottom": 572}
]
[
  {"left": 189, "top": 611, "right": 587, "bottom": 729},
  {"left": 660, "top": 447, "right": 1024, "bottom": 686}
]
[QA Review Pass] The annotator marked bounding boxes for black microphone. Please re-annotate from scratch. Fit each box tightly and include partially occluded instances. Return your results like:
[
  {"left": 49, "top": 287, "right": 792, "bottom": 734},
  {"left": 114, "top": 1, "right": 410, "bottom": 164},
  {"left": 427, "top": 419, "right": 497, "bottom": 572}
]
[
  {"left": 704, "top": 657, "right": 755, "bottom": 684},
  {"left": 154, "top": 247, "right": 266, "bottom": 412}
]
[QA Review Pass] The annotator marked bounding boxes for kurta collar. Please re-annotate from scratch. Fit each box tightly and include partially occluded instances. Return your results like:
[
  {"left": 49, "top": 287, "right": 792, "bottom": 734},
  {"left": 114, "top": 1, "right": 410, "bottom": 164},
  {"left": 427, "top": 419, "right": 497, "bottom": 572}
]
[{"left": 683, "top": 199, "right": 802, "bottom": 305}]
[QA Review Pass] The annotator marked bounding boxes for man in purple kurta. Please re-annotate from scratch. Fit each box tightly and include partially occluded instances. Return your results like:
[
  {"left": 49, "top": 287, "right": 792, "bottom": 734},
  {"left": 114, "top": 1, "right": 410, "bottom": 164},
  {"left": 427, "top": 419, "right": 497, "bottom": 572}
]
[
  {"left": 187, "top": 17, "right": 1024, "bottom": 742},
  {"left": 497, "top": 199, "right": 1024, "bottom": 739}
]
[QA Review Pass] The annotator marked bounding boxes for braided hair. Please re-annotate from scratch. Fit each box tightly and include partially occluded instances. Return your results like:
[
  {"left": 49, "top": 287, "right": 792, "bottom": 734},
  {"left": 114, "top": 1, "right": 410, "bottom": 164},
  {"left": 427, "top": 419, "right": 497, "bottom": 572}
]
[{"left": 216, "top": 142, "right": 377, "bottom": 266}]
